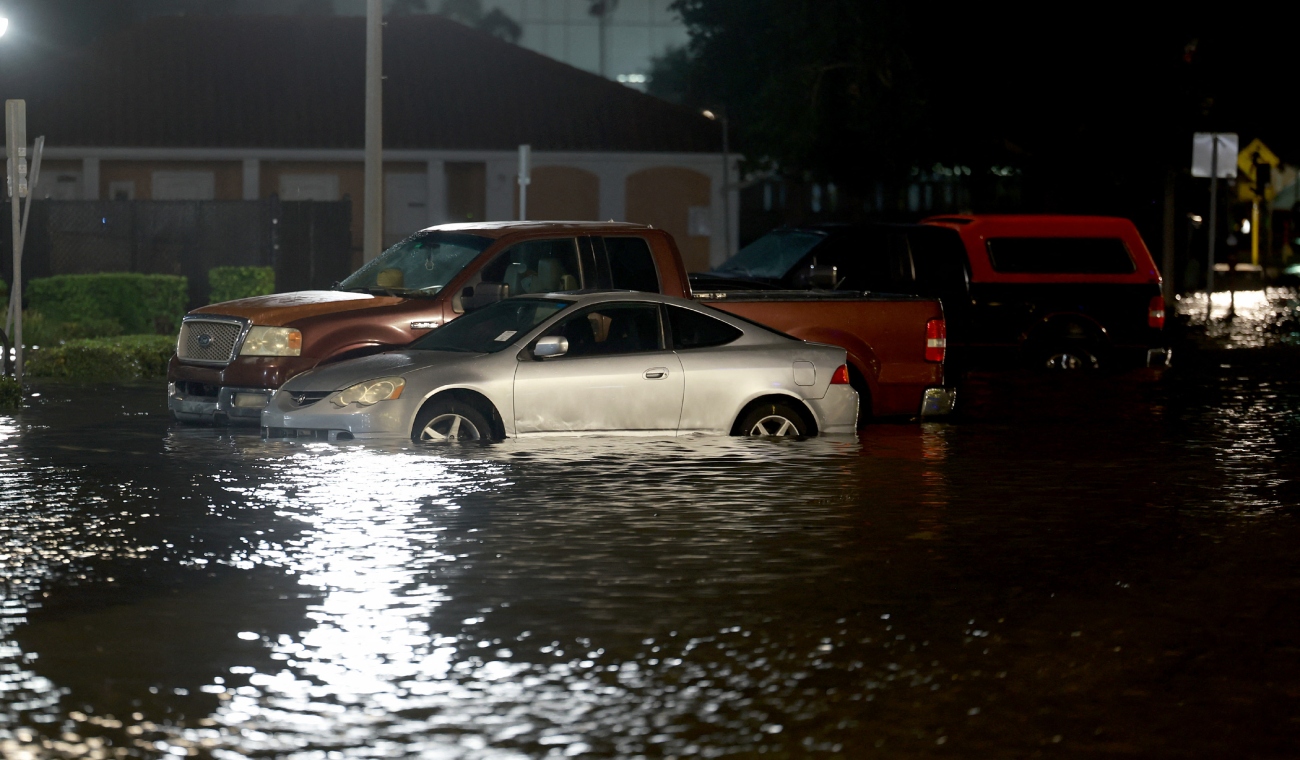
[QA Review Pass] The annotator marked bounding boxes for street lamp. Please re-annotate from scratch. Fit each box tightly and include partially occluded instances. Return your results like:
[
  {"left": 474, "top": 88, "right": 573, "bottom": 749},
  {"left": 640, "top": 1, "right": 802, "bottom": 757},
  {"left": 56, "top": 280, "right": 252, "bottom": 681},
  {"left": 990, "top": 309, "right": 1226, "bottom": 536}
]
[
  {"left": 0, "top": 18, "right": 9, "bottom": 38},
  {"left": 702, "top": 109, "right": 732, "bottom": 258}
]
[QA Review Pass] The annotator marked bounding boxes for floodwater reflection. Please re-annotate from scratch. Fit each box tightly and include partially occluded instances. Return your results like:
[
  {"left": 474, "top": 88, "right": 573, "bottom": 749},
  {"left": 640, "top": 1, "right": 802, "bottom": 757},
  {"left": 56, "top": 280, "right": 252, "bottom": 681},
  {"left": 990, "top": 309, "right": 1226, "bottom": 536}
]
[{"left": 2, "top": 354, "right": 1300, "bottom": 757}]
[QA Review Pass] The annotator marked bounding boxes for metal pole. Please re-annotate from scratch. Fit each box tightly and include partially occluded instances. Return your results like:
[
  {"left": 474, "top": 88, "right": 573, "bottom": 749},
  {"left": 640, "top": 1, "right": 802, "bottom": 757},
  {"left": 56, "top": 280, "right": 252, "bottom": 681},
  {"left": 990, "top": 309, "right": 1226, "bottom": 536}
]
[
  {"left": 1251, "top": 198, "right": 1260, "bottom": 266},
  {"left": 721, "top": 114, "right": 731, "bottom": 258},
  {"left": 363, "top": 0, "right": 383, "bottom": 262},
  {"left": 7, "top": 136, "right": 41, "bottom": 341},
  {"left": 1162, "top": 169, "right": 1176, "bottom": 304},
  {"left": 1207, "top": 135, "right": 1219, "bottom": 309},
  {"left": 517, "top": 144, "right": 530, "bottom": 221},
  {"left": 6, "top": 101, "right": 26, "bottom": 383}
]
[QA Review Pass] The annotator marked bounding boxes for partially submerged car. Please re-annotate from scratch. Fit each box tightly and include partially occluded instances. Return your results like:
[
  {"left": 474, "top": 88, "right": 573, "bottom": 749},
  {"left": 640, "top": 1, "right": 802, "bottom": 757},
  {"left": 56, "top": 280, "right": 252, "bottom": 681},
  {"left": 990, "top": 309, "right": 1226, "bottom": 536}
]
[{"left": 262, "top": 291, "right": 858, "bottom": 441}]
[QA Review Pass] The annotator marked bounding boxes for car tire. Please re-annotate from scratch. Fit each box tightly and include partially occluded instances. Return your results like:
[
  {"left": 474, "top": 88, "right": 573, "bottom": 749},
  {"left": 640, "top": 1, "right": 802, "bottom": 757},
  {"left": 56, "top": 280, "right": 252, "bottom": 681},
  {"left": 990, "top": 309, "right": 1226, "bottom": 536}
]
[
  {"left": 736, "top": 400, "right": 812, "bottom": 437},
  {"left": 412, "top": 401, "right": 495, "bottom": 443},
  {"left": 1040, "top": 342, "right": 1099, "bottom": 371}
]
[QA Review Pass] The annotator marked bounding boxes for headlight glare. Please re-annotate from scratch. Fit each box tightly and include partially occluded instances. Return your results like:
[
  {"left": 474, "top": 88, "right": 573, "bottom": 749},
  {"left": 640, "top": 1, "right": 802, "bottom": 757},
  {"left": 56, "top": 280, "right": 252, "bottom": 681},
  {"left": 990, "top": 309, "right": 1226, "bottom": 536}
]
[
  {"left": 332, "top": 377, "right": 405, "bottom": 407},
  {"left": 240, "top": 326, "right": 302, "bottom": 357}
]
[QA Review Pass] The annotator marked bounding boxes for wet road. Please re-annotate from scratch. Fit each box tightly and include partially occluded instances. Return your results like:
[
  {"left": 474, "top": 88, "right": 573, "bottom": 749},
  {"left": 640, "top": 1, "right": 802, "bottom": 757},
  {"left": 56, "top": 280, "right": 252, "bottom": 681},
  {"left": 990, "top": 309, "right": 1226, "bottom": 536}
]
[{"left": 3, "top": 303, "right": 1300, "bottom": 758}]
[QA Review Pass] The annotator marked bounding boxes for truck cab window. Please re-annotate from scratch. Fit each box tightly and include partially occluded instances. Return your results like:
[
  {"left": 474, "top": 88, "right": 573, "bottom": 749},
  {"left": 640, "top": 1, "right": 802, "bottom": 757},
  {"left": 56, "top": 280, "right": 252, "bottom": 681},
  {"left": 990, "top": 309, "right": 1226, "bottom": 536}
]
[
  {"left": 455, "top": 238, "right": 582, "bottom": 311},
  {"left": 601, "top": 237, "right": 660, "bottom": 292}
]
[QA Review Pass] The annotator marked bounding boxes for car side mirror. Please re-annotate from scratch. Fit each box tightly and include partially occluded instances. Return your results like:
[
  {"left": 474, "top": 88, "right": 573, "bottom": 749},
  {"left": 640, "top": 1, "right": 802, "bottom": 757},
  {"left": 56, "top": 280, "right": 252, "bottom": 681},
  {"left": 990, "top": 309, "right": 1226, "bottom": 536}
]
[
  {"left": 533, "top": 335, "right": 569, "bottom": 359},
  {"left": 461, "top": 282, "right": 509, "bottom": 312},
  {"left": 794, "top": 263, "right": 838, "bottom": 290}
]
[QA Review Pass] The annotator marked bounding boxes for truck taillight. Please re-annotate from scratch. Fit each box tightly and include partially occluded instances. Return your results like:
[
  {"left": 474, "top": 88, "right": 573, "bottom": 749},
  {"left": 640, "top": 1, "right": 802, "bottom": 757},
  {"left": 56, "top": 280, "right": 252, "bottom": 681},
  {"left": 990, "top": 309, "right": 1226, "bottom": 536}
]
[
  {"left": 1148, "top": 295, "right": 1166, "bottom": 330},
  {"left": 925, "top": 319, "right": 946, "bottom": 363},
  {"left": 831, "top": 364, "right": 850, "bottom": 385}
]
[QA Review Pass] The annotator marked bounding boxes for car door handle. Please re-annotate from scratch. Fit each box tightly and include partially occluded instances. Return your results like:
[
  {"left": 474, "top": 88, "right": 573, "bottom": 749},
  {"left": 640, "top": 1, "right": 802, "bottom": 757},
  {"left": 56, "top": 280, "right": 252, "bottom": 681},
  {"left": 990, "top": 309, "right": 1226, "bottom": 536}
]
[{"left": 644, "top": 367, "right": 669, "bottom": 379}]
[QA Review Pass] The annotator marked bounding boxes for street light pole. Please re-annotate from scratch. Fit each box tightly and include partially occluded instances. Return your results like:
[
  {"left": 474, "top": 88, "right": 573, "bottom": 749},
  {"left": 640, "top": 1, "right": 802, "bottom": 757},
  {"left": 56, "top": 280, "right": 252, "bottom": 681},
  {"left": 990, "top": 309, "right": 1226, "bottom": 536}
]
[{"left": 363, "top": 0, "right": 383, "bottom": 262}]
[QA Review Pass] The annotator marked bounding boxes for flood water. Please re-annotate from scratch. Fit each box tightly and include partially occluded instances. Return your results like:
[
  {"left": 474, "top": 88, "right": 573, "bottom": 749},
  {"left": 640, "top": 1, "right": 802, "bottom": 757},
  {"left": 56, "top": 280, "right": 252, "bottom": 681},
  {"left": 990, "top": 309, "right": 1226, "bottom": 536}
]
[{"left": 4, "top": 300, "right": 1300, "bottom": 758}]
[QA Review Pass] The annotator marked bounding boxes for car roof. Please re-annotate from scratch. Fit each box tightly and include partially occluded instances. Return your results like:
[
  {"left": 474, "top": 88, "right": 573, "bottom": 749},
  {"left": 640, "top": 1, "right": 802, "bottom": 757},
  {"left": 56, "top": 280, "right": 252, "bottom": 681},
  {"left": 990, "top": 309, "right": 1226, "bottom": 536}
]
[
  {"left": 521, "top": 290, "right": 697, "bottom": 308},
  {"left": 421, "top": 220, "right": 651, "bottom": 240}
]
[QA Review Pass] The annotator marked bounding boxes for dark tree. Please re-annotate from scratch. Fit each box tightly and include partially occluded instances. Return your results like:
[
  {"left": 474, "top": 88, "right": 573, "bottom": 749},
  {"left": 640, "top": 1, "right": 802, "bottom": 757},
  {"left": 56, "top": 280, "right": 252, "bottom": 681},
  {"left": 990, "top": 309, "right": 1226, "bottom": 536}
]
[{"left": 668, "top": 0, "right": 923, "bottom": 192}]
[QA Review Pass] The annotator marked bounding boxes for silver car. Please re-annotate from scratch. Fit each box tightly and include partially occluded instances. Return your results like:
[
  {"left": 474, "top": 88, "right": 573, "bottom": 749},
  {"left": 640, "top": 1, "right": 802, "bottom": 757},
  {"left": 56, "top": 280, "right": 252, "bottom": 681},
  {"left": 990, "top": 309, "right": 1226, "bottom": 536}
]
[{"left": 262, "top": 292, "right": 858, "bottom": 441}]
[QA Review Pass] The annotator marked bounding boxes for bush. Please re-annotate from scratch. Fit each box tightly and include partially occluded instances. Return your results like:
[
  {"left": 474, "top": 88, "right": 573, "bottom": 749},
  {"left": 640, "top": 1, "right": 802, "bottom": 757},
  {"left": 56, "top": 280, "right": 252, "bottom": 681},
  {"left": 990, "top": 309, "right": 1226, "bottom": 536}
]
[
  {"left": 27, "top": 274, "right": 188, "bottom": 335},
  {"left": 0, "top": 376, "right": 19, "bottom": 410},
  {"left": 209, "top": 266, "right": 276, "bottom": 304},
  {"left": 20, "top": 311, "right": 123, "bottom": 347},
  {"left": 26, "top": 335, "right": 176, "bottom": 382}
]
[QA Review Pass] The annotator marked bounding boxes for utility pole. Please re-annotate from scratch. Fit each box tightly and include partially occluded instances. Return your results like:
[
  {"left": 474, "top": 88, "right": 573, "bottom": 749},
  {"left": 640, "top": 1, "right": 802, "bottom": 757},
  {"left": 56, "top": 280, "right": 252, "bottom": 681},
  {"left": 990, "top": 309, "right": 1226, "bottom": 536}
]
[
  {"left": 363, "top": 0, "right": 383, "bottom": 262},
  {"left": 589, "top": 0, "right": 618, "bottom": 78}
]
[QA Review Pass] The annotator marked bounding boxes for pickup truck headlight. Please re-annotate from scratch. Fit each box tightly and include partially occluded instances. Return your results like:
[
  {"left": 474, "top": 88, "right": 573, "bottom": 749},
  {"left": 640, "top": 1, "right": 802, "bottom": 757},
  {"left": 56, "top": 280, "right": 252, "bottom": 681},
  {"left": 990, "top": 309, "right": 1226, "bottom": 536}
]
[
  {"left": 240, "top": 326, "right": 302, "bottom": 357},
  {"left": 332, "top": 377, "right": 405, "bottom": 407}
]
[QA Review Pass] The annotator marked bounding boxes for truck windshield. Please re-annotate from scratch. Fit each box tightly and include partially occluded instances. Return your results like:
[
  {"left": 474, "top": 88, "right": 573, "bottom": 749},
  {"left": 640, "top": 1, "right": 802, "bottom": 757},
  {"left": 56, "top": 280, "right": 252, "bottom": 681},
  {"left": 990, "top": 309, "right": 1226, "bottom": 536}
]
[
  {"left": 409, "top": 298, "right": 573, "bottom": 354},
  {"left": 712, "top": 229, "right": 827, "bottom": 280},
  {"left": 339, "top": 231, "right": 492, "bottom": 296}
]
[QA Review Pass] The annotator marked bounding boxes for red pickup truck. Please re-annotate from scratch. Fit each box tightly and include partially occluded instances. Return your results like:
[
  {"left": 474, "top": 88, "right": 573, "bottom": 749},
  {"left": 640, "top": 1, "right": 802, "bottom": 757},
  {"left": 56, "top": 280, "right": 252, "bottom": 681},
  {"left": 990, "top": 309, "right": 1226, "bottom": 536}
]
[
  {"left": 695, "top": 215, "right": 1168, "bottom": 371},
  {"left": 168, "top": 222, "right": 952, "bottom": 426}
]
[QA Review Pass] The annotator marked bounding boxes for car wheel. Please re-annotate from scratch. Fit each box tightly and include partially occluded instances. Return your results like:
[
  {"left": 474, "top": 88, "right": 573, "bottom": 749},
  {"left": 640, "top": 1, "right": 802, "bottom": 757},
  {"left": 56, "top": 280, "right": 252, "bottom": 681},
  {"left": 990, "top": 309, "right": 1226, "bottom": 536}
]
[
  {"left": 412, "top": 401, "right": 494, "bottom": 443},
  {"left": 737, "top": 401, "right": 812, "bottom": 437},
  {"left": 1042, "top": 344, "right": 1099, "bottom": 370}
]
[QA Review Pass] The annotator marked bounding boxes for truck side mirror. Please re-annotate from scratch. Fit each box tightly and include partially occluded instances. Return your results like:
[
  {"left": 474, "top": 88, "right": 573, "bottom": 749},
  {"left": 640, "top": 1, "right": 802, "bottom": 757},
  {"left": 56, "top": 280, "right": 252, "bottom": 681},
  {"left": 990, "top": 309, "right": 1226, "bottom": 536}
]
[
  {"left": 461, "top": 282, "right": 510, "bottom": 312},
  {"left": 794, "top": 263, "right": 838, "bottom": 290}
]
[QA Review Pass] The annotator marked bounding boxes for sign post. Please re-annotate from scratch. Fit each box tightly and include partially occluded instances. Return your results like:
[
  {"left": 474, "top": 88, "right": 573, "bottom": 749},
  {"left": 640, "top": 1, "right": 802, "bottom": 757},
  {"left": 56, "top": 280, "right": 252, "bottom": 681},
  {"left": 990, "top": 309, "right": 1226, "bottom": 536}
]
[
  {"left": 6, "top": 101, "right": 26, "bottom": 382},
  {"left": 1192, "top": 132, "right": 1238, "bottom": 302},
  {"left": 517, "top": 144, "right": 531, "bottom": 221}
]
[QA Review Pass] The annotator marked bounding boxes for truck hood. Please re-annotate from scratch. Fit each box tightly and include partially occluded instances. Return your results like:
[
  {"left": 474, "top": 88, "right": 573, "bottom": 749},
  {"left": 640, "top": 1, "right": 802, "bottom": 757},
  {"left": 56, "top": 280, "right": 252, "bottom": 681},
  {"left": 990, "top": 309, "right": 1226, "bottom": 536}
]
[
  {"left": 194, "top": 290, "right": 404, "bottom": 326},
  {"left": 282, "top": 350, "right": 481, "bottom": 392}
]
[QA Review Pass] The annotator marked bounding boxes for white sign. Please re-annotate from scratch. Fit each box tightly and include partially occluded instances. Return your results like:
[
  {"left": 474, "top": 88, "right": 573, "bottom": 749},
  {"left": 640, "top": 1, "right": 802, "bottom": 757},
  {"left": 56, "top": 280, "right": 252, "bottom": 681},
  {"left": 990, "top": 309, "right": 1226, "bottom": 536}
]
[{"left": 1192, "top": 132, "right": 1239, "bottom": 178}]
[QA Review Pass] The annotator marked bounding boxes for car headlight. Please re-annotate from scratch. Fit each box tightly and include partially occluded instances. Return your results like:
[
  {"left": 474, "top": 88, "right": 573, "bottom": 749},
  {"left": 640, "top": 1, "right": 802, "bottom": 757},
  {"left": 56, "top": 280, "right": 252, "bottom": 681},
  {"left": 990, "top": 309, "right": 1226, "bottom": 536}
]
[
  {"left": 240, "top": 326, "right": 302, "bottom": 357},
  {"left": 331, "top": 377, "right": 406, "bottom": 407}
]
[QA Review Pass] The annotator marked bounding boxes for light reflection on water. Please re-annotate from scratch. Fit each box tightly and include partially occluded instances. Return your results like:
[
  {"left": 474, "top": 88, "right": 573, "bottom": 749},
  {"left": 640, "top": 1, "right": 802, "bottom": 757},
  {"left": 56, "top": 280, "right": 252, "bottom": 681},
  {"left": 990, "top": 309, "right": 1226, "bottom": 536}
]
[{"left": 2, "top": 349, "right": 1300, "bottom": 758}]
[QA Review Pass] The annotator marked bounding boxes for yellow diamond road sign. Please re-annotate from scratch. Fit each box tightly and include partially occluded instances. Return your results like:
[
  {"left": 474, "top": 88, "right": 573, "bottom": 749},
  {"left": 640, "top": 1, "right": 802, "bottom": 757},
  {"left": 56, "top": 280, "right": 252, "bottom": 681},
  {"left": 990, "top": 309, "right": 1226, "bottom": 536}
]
[{"left": 1238, "top": 138, "right": 1280, "bottom": 183}]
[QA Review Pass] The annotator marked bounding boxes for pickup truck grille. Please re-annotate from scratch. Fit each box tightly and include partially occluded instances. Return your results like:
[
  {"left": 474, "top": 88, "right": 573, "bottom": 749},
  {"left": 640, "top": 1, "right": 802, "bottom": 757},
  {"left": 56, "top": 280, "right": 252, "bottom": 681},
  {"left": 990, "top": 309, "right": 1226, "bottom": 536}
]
[{"left": 178, "top": 319, "right": 244, "bottom": 364}]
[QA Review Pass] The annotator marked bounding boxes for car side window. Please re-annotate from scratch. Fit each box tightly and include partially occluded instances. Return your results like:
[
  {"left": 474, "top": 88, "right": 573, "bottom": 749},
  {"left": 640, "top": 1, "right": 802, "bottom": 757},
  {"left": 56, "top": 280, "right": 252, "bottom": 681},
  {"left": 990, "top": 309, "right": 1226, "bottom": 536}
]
[
  {"left": 541, "top": 303, "right": 664, "bottom": 357},
  {"left": 667, "top": 305, "right": 743, "bottom": 350},
  {"left": 602, "top": 237, "right": 660, "bottom": 292}
]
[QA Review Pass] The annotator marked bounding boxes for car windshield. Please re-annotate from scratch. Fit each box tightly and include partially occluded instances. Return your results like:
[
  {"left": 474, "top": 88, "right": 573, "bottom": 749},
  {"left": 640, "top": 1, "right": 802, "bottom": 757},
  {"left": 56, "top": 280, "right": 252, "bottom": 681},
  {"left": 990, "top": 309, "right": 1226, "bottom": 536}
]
[
  {"left": 338, "top": 231, "right": 492, "bottom": 296},
  {"left": 713, "top": 229, "right": 827, "bottom": 279},
  {"left": 409, "top": 298, "right": 573, "bottom": 354}
]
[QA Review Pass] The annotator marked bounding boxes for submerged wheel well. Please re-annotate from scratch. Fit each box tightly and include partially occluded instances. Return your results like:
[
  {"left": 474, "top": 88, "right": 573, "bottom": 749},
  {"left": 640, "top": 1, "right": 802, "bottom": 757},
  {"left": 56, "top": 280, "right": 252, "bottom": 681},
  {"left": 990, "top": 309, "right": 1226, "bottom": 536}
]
[
  {"left": 730, "top": 394, "right": 819, "bottom": 436},
  {"left": 417, "top": 389, "right": 507, "bottom": 440}
]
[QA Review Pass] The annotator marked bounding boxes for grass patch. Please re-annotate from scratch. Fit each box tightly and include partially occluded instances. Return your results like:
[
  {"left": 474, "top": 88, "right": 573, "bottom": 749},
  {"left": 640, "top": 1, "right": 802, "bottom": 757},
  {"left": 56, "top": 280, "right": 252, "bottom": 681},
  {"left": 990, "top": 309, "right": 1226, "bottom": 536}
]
[
  {"left": 26, "top": 335, "right": 176, "bottom": 382},
  {"left": 0, "top": 376, "right": 19, "bottom": 410}
]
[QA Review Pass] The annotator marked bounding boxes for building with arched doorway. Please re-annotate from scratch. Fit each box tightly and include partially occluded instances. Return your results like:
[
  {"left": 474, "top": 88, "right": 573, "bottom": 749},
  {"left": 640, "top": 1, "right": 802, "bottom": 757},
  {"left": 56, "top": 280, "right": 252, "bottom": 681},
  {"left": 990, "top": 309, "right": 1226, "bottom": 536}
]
[{"left": 15, "top": 14, "right": 737, "bottom": 273}]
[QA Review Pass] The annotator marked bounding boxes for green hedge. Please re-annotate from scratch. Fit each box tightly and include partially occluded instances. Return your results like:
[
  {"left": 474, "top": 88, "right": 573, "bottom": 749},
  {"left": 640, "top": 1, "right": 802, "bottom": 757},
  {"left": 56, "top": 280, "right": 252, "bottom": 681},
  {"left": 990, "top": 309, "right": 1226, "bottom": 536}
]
[
  {"left": 26, "top": 335, "right": 176, "bottom": 382},
  {"left": 27, "top": 274, "right": 188, "bottom": 335},
  {"left": 0, "top": 376, "right": 19, "bottom": 410},
  {"left": 209, "top": 266, "right": 276, "bottom": 304}
]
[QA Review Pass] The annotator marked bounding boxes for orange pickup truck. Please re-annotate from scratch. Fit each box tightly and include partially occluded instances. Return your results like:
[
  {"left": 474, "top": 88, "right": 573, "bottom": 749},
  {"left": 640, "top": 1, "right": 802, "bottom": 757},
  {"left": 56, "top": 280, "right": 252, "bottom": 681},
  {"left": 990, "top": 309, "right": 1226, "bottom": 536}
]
[{"left": 168, "top": 222, "right": 953, "bottom": 426}]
